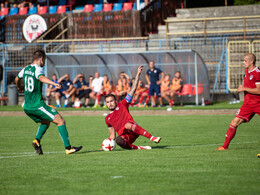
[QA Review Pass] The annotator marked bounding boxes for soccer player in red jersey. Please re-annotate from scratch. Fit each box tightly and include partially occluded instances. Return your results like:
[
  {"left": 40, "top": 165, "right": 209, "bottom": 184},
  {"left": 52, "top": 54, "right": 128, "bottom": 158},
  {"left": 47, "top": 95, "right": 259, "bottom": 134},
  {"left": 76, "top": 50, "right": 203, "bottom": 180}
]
[
  {"left": 217, "top": 53, "right": 260, "bottom": 150},
  {"left": 104, "top": 65, "right": 161, "bottom": 150}
]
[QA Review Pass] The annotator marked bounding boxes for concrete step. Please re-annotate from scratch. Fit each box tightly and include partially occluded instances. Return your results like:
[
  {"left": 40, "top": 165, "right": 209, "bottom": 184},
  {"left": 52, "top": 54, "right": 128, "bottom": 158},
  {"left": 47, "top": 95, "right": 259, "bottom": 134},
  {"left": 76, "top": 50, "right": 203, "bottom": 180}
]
[{"left": 175, "top": 5, "right": 260, "bottom": 19}]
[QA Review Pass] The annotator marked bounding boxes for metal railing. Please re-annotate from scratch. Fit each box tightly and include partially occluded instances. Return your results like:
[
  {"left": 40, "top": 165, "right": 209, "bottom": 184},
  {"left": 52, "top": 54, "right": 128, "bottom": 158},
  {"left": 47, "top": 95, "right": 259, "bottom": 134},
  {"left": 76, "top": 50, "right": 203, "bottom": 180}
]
[
  {"left": 0, "top": 37, "right": 229, "bottom": 96},
  {"left": 165, "top": 15, "right": 260, "bottom": 38}
]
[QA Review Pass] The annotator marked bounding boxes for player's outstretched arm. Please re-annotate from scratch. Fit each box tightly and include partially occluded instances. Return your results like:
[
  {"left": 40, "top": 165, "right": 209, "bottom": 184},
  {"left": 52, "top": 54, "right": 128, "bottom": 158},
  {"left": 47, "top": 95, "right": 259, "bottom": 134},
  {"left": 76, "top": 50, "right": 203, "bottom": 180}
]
[
  {"left": 39, "top": 75, "right": 61, "bottom": 89},
  {"left": 108, "top": 127, "right": 116, "bottom": 140},
  {"left": 128, "top": 66, "right": 143, "bottom": 97},
  {"left": 15, "top": 77, "right": 23, "bottom": 92}
]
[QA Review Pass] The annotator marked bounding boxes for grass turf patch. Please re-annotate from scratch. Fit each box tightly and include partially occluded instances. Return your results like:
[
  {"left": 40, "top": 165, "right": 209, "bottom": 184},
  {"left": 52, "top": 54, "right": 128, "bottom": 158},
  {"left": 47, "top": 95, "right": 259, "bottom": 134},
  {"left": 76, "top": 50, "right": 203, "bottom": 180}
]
[
  {"left": 0, "top": 101, "right": 243, "bottom": 112},
  {"left": 0, "top": 115, "right": 259, "bottom": 194}
]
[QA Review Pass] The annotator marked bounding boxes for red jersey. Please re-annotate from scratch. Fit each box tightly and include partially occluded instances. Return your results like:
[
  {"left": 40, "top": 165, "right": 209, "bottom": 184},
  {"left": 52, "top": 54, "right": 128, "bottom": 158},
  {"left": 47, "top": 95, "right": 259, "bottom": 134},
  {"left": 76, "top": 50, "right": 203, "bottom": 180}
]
[
  {"left": 244, "top": 67, "right": 260, "bottom": 105},
  {"left": 105, "top": 99, "right": 135, "bottom": 136}
]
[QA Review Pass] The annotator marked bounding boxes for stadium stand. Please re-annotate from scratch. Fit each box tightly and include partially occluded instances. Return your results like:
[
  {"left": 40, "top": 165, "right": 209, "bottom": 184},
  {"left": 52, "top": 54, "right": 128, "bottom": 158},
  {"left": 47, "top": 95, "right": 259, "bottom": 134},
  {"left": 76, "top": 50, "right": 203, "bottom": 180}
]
[
  {"left": 112, "top": 3, "right": 122, "bottom": 11},
  {"left": 28, "top": 6, "right": 37, "bottom": 15},
  {"left": 57, "top": 5, "right": 66, "bottom": 14},
  {"left": 49, "top": 6, "right": 58, "bottom": 14},
  {"left": 84, "top": 4, "right": 94, "bottom": 13},
  {"left": 122, "top": 2, "right": 133, "bottom": 11},
  {"left": 93, "top": 4, "right": 103, "bottom": 12},
  {"left": 0, "top": 7, "right": 9, "bottom": 17},
  {"left": 38, "top": 6, "right": 47, "bottom": 14},
  {"left": 118, "top": 0, "right": 126, "bottom": 3},
  {"left": 58, "top": 0, "right": 66, "bottom": 6},
  {"left": 18, "top": 7, "right": 28, "bottom": 15},
  {"left": 9, "top": 7, "right": 18, "bottom": 15},
  {"left": 103, "top": 4, "right": 113, "bottom": 12}
]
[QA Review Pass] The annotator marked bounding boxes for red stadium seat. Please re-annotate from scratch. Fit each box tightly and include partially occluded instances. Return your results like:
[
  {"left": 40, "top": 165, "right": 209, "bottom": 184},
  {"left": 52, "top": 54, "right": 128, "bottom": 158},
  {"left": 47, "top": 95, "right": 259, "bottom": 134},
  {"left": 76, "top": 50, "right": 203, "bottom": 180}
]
[
  {"left": 179, "top": 84, "right": 193, "bottom": 96},
  {"left": 122, "top": 2, "right": 133, "bottom": 10},
  {"left": 84, "top": 4, "right": 94, "bottom": 12},
  {"left": 191, "top": 84, "right": 204, "bottom": 95},
  {"left": 0, "top": 7, "right": 9, "bottom": 16},
  {"left": 19, "top": 7, "right": 28, "bottom": 15},
  {"left": 57, "top": 5, "right": 66, "bottom": 14},
  {"left": 103, "top": 3, "right": 113, "bottom": 12},
  {"left": 38, "top": 6, "right": 47, "bottom": 14}
]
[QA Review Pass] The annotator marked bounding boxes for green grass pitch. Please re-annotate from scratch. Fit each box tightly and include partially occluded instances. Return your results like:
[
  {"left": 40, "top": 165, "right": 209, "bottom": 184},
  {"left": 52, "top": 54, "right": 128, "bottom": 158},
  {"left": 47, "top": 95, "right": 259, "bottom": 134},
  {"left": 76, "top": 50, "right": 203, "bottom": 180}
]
[{"left": 0, "top": 115, "right": 259, "bottom": 194}]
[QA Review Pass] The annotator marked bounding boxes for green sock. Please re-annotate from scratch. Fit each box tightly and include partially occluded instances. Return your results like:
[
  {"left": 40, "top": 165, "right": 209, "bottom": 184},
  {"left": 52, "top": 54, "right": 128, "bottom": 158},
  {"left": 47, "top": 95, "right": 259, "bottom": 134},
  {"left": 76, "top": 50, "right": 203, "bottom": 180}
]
[
  {"left": 58, "top": 125, "right": 71, "bottom": 148},
  {"left": 35, "top": 124, "right": 48, "bottom": 140}
]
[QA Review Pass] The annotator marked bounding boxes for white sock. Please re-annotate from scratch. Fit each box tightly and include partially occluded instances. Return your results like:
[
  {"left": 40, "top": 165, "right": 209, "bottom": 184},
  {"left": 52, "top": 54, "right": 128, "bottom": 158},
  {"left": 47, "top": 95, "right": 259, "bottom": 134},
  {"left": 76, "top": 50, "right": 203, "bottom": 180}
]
[
  {"left": 66, "top": 94, "right": 70, "bottom": 98},
  {"left": 64, "top": 99, "right": 69, "bottom": 106},
  {"left": 56, "top": 100, "right": 60, "bottom": 105}
]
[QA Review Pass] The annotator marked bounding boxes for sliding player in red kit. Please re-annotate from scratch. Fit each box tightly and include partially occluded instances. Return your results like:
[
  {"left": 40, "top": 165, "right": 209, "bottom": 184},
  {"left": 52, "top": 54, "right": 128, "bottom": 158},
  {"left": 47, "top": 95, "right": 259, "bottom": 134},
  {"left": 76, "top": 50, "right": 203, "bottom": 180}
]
[
  {"left": 104, "top": 66, "right": 161, "bottom": 150},
  {"left": 217, "top": 53, "right": 260, "bottom": 150}
]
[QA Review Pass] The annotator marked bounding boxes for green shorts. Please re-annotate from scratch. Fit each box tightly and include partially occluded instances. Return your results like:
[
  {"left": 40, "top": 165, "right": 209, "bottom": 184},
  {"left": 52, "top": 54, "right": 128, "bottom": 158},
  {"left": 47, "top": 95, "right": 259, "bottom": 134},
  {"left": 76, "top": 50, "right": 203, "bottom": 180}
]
[{"left": 24, "top": 104, "right": 58, "bottom": 123}]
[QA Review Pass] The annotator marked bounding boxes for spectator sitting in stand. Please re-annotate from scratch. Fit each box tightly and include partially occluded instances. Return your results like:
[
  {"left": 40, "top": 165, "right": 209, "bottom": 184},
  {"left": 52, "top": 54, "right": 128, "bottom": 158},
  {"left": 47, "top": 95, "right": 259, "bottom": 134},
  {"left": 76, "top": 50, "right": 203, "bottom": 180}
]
[
  {"left": 116, "top": 72, "right": 130, "bottom": 100},
  {"left": 169, "top": 71, "right": 183, "bottom": 106},
  {"left": 37, "top": 0, "right": 46, "bottom": 10},
  {"left": 55, "top": 74, "right": 76, "bottom": 108},
  {"left": 90, "top": 72, "right": 104, "bottom": 108},
  {"left": 73, "top": 74, "right": 95, "bottom": 108},
  {"left": 1, "top": 0, "right": 8, "bottom": 8},
  {"left": 46, "top": 73, "right": 59, "bottom": 106},
  {"left": 161, "top": 74, "right": 172, "bottom": 106},
  {"left": 97, "top": 74, "right": 115, "bottom": 108}
]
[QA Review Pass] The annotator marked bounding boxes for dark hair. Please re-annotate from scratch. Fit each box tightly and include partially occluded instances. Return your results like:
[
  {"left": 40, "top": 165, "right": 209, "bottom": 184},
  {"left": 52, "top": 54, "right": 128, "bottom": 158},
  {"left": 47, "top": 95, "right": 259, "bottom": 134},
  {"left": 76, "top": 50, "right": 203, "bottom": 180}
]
[
  {"left": 89, "top": 75, "right": 93, "bottom": 78},
  {"left": 33, "top": 49, "right": 46, "bottom": 61},
  {"left": 104, "top": 94, "right": 117, "bottom": 101}
]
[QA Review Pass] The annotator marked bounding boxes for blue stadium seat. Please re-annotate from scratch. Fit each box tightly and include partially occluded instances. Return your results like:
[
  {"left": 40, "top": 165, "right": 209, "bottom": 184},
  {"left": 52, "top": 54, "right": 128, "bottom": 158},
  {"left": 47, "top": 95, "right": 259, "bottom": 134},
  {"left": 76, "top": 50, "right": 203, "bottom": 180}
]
[
  {"left": 133, "top": 3, "right": 136, "bottom": 10},
  {"left": 58, "top": 0, "right": 66, "bottom": 6},
  {"left": 28, "top": 7, "right": 37, "bottom": 15},
  {"left": 118, "top": 0, "right": 126, "bottom": 3},
  {"left": 49, "top": 6, "right": 57, "bottom": 14},
  {"left": 93, "top": 4, "right": 103, "bottom": 12},
  {"left": 9, "top": 7, "right": 18, "bottom": 15},
  {"left": 74, "top": 6, "right": 84, "bottom": 11},
  {"left": 113, "top": 3, "right": 122, "bottom": 11}
]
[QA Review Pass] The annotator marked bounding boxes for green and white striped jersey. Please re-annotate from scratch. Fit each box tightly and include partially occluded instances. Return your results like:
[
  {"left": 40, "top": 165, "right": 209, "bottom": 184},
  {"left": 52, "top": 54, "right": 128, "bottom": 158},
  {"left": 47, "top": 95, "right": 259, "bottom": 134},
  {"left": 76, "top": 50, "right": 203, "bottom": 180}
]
[{"left": 17, "top": 64, "right": 45, "bottom": 109}]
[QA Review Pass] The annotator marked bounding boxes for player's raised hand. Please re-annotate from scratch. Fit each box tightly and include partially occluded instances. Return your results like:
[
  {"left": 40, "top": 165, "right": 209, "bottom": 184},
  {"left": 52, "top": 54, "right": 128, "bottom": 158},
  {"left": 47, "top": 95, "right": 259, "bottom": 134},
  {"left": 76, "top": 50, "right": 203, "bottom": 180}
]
[
  {"left": 54, "top": 83, "right": 61, "bottom": 89},
  {"left": 137, "top": 65, "right": 143, "bottom": 75}
]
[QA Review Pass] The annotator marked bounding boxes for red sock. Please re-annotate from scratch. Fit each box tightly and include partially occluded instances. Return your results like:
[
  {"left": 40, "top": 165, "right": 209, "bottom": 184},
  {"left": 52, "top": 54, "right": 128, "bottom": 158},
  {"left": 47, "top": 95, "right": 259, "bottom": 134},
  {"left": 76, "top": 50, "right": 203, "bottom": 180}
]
[
  {"left": 122, "top": 139, "right": 138, "bottom": 150},
  {"left": 139, "top": 95, "right": 144, "bottom": 104},
  {"left": 145, "top": 96, "right": 150, "bottom": 104},
  {"left": 97, "top": 94, "right": 101, "bottom": 104},
  {"left": 223, "top": 124, "right": 237, "bottom": 149},
  {"left": 131, "top": 123, "right": 152, "bottom": 139}
]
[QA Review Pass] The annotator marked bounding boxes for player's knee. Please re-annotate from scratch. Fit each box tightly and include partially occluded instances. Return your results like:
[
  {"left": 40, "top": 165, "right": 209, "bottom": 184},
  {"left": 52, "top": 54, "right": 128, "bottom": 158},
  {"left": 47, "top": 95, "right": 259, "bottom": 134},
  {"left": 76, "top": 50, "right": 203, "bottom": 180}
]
[
  {"left": 116, "top": 136, "right": 125, "bottom": 147},
  {"left": 41, "top": 120, "right": 50, "bottom": 127},
  {"left": 124, "top": 123, "right": 132, "bottom": 130},
  {"left": 231, "top": 117, "right": 243, "bottom": 127}
]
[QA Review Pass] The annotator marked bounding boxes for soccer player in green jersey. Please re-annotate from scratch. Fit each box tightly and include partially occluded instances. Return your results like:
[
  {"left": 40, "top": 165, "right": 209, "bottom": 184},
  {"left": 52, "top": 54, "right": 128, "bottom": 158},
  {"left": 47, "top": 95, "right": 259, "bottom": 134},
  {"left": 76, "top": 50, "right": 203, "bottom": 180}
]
[{"left": 15, "top": 49, "right": 82, "bottom": 155}]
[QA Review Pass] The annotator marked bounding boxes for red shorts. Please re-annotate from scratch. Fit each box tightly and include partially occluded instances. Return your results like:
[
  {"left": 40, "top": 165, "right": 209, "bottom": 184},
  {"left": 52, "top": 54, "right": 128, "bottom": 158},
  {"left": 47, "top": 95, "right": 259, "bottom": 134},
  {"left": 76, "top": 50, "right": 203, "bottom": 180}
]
[
  {"left": 121, "top": 130, "right": 139, "bottom": 144},
  {"left": 235, "top": 103, "right": 260, "bottom": 122}
]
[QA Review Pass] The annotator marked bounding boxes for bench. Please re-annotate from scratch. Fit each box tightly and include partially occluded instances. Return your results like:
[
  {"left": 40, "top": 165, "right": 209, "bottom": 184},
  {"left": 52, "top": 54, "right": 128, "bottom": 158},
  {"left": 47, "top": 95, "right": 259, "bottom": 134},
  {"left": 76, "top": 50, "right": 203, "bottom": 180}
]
[{"left": 0, "top": 97, "right": 8, "bottom": 106}]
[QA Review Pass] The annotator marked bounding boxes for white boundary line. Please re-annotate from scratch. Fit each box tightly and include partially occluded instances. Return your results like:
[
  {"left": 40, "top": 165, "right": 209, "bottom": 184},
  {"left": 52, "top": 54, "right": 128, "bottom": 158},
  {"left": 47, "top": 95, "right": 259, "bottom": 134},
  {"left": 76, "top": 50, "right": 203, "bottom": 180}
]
[
  {"left": 0, "top": 151, "right": 64, "bottom": 159},
  {"left": 164, "top": 141, "right": 259, "bottom": 149},
  {"left": 0, "top": 141, "right": 258, "bottom": 159}
]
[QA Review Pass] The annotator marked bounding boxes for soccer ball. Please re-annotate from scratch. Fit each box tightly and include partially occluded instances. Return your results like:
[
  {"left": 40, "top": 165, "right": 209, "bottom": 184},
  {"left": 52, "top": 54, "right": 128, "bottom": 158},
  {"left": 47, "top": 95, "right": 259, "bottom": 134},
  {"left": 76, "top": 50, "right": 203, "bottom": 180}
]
[
  {"left": 102, "top": 138, "right": 116, "bottom": 151},
  {"left": 74, "top": 100, "right": 81, "bottom": 108}
]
